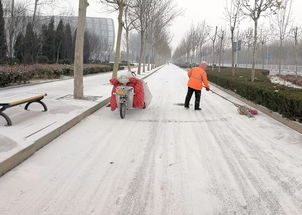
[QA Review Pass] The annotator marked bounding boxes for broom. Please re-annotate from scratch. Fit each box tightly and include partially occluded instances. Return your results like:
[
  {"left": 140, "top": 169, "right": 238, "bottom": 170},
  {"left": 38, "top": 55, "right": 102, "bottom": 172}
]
[{"left": 209, "top": 89, "right": 258, "bottom": 118}]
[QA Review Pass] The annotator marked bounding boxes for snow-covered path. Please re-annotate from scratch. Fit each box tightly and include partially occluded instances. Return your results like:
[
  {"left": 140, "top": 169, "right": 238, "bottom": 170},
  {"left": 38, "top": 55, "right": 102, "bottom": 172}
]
[{"left": 1, "top": 64, "right": 302, "bottom": 215}]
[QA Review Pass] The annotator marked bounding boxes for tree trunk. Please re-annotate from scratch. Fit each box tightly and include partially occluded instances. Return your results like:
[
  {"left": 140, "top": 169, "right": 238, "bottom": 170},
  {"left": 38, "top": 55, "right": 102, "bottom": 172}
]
[
  {"left": 142, "top": 40, "right": 146, "bottom": 73},
  {"left": 74, "top": 0, "right": 89, "bottom": 99},
  {"left": 251, "top": 20, "right": 258, "bottom": 82},
  {"left": 212, "top": 26, "right": 218, "bottom": 71},
  {"left": 56, "top": 41, "right": 62, "bottom": 64},
  {"left": 231, "top": 30, "right": 235, "bottom": 76},
  {"left": 33, "top": 0, "right": 38, "bottom": 24},
  {"left": 218, "top": 32, "right": 224, "bottom": 73},
  {"left": 262, "top": 43, "right": 265, "bottom": 70},
  {"left": 199, "top": 46, "right": 202, "bottom": 63},
  {"left": 112, "top": 3, "right": 125, "bottom": 79},
  {"left": 151, "top": 47, "right": 155, "bottom": 69},
  {"left": 8, "top": 0, "right": 15, "bottom": 58},
  {"left": 278, "top": 40, "right": 283, "bottom": 75},
  {"left": 186, "top": 52, "right": 189, "bottom": 63},
  {"left": 125, "top": 29, "right": 131, "bottom": 72},
  {"left": 138, "top": 31, "right": 144, "bottom": 75},
  {"left": 218, "top": 49, "right": 221, "bottom": 72},
  {"left": 147, "top": 54, "right": 150, "bottom": 71},
  {"left": 295, "top": 34, "right": 298, "bottom": 77}
]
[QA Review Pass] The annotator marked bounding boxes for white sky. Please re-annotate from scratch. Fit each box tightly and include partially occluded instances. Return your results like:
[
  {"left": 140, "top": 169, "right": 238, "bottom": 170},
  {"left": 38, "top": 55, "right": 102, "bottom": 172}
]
[{"left": 20, "top": 0, "right": 302, "bottom": 49}]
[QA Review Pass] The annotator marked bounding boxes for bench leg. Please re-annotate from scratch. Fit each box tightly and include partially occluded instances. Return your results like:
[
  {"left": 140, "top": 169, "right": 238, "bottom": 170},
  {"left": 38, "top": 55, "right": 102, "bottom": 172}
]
[
  {"left": 25, "top": 100, "right": 48, "bottom": 112},
  {"left": 0, "top": 112, "right": 12, "bottom": 126}
]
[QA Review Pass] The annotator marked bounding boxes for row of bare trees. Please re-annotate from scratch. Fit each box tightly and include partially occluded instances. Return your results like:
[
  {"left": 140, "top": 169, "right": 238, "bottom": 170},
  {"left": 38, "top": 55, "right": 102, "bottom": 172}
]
[
  {"left": 99, "top": 0, "right": 179, "bottom": 78},
  {"left": 173, "top": 0, "right": 297, "bottom": 82},
  {"left": 73, "top": 0, "right": 179, "bottom": 98}
]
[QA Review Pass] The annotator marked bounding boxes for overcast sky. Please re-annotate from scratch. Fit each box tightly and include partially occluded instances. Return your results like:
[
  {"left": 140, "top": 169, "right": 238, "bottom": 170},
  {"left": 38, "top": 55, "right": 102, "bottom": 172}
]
[{"left": 23, "top": 0, "right": 302, "bottom": 49}]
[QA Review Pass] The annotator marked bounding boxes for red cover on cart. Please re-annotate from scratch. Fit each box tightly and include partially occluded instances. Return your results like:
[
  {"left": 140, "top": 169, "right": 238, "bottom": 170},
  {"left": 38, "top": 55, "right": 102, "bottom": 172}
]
[{"left": 110, "top": 77, "right": 144, "bottom": 111}]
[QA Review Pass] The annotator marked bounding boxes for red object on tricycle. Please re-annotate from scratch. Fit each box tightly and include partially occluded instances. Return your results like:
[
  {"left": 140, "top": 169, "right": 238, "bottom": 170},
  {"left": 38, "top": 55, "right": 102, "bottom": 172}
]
[{"left": 110, "top": 77, "right": 145, "bottom": 111}]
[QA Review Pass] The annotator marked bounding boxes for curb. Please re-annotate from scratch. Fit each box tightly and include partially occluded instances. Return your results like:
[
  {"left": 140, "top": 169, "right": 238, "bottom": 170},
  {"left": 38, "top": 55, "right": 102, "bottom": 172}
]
[
  {"left": 0, "top": 66, "right": 163, "bottom": 177},
  {"left": 211, "top": 83, "right": 302, "bottom": 135}
]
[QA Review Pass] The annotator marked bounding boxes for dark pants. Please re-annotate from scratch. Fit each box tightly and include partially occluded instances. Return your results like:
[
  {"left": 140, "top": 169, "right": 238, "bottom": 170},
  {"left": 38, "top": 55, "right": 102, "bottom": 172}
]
[{"left": 185, "top": 87, "right": 201, "bottom": 109}]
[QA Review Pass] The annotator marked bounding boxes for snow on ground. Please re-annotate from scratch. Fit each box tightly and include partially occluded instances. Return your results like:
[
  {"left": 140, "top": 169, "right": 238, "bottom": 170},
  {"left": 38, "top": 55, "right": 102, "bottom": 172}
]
[
  {"left": 270, "top": 75, "right": 302, "bottom": 89},
  {"left": 0, "top": 64, "right": 302, "bottom": 214},
  {"left": 0, "top": 71, "right": 112, "bottom": 161},
  {"left": 0, "top": 67, "right": 149, "bottom": 162}
]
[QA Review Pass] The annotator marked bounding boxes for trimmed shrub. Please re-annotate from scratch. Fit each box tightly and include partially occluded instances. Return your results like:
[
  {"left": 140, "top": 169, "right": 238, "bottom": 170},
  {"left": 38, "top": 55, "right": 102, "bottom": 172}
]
[
  {"left": 207, "top": 68, "right": 302, "bottom": 122},
  {"left": 0, "top": 57, "right": 20, "bottom": 65},
  {"left": 36, "top": 56, "right": 49, "bottom": 64},
  {"left": 0, "top": 64, "right": 112, "bottom": 87}
]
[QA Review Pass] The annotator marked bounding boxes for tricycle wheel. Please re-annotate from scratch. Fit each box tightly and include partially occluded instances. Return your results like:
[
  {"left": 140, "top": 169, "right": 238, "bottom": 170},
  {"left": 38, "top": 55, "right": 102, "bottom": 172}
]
[{"left": 120, "top": 103, "right": 126, "bottom": 119}]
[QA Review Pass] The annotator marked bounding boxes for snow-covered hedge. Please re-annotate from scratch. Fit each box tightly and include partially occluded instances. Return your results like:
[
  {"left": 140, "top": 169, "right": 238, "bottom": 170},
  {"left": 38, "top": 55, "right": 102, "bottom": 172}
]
[
  {"left": 207, "top": 68, "right": 302, "bottom": 122},
  {"left": 0, "top": 64, "right": 113, "bottom": 88}
]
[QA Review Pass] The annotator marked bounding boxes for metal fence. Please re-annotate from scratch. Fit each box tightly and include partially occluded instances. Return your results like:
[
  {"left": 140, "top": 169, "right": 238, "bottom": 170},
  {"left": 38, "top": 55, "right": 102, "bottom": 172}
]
[{"left": 223, "top": 64, "right": 302, "bottom": 76}]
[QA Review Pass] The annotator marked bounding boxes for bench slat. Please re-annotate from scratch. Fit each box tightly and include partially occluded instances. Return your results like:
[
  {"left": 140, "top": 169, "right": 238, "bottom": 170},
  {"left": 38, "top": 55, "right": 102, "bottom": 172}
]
[{"left": 9, "top": 94, "right": 47, "bottom": 106}]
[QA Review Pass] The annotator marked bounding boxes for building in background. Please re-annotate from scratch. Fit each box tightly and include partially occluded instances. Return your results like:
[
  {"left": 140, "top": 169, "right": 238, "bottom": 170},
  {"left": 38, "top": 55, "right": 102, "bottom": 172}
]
[
  {"left": 50, "top": 16, "right": 115, "bottom": 62},
  {"left": 5, "top": 16, "right": 115, "bottom": 62}
]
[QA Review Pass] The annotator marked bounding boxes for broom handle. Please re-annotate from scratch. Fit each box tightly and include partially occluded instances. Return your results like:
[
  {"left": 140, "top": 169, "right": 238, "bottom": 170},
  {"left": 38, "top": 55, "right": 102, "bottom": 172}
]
[{"left": 208, "top": 89, "right": 239, "bottom": 107}]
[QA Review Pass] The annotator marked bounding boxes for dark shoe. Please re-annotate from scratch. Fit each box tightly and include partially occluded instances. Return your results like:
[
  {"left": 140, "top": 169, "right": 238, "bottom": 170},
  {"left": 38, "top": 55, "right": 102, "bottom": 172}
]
[
  {"left": 184, "top": 106, "right": 189, "bottom": 109},
  {"left": 195, "top": 108, "right": 202, "bottom": 110}
]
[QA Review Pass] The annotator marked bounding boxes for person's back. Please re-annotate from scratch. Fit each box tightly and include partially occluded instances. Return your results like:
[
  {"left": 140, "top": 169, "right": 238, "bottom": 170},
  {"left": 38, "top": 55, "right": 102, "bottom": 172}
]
[
  {"left": 185, "top": 62, "right": 210, "bottom": 110},
  {"left": 187, "top": 66, "right": 209, "bottom": 90}
]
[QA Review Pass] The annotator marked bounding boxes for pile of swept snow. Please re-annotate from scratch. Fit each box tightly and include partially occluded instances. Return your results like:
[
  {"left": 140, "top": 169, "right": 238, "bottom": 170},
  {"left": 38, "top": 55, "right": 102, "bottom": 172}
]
[{"left": 269, "top": 76, "right": 302, "bottom": 89}]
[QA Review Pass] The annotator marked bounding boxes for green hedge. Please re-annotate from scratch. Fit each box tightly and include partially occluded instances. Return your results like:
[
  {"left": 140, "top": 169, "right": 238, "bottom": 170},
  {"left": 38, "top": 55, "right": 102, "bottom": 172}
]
[
  {"left": 207, "top": 68, "right": 302, "bottom": 122},
  {"left": 0, "top": 65, "right": 113, "bottom": 88}
]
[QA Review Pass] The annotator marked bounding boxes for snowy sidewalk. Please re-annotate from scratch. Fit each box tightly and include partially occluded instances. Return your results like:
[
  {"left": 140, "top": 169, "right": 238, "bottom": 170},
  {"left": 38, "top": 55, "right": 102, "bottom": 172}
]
[
  {"left": 0, "top": 67, "right": 160, "bottom": 176},
  {"left": 0, "top": 64, "right": 302, "bottom": 214}
]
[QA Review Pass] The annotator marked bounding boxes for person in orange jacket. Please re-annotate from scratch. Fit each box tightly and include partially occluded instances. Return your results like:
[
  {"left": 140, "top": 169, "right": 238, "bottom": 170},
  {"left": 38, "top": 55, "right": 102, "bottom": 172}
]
[{"left": 184, "top": 61, "right": 210, "bottom": 110}]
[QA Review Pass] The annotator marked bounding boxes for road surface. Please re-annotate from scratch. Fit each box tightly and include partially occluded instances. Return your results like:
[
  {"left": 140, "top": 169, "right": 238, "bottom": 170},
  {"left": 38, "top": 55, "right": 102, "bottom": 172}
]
[{"left": 0, "top": 65, "right": 302, "bottom": 215}]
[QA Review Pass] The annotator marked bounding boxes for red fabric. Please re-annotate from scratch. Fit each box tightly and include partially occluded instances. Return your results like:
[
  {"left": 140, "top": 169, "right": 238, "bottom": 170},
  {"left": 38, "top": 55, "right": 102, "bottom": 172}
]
[
  {"left": 109, "top": 77, "right": 144, "bottom": 111},
  {"left": 249, "top": 109, "right": 258, "bottom": 115}
]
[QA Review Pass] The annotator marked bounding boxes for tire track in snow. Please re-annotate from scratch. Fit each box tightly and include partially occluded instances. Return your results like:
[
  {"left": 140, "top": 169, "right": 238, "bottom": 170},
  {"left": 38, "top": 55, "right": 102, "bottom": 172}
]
[
  {"left": 202, "top": 100, "right": 302, "bottom": 214},
  {"left": 118, "top": 75, "right": 166, "bottom": 215}
]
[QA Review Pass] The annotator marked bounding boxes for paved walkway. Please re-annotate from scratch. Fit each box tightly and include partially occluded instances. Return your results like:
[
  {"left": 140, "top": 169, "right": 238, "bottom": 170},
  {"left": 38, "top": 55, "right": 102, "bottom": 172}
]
[
  {"left": 0, "top": 68, "right": 156, "bottom": 173},
  {"left": 1, "top": 65, "right": 302, "bottom": 214}
]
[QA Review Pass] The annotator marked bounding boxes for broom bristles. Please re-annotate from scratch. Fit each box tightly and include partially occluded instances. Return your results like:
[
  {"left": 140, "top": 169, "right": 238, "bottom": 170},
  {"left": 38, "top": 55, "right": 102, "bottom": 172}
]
[{"left": 237, "top": 105, "right": 258, "bottom": 118}]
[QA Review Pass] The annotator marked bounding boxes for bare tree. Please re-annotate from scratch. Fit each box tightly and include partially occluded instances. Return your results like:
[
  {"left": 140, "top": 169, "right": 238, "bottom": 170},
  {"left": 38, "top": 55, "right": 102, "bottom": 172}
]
[
  {"left": 196, "top": 21, "right": 210, "bottom": 63},
  {"left": 147, "top": 0, "right": 180, "bottom": 69},
  {"left": 292, "top": 26, "right": 300, "bottom": 77},
  {"left": 123, "top": 1, "right": 136, "bottom": 72},
  {"left": 258, "top": 27, "right": 271, "bottom": 69},
  {"left": 271, "top": 0, "right": 292, "bottom": 75},
  {"left": 226, "top": 0, "right": 241, "bottom": 75},
  {"left": 172, "top": 22, "right": 210, "bottom": 66},
  {"left": 32, "top": 0, "right": 56, "bottom": 24},
  {"left": 132, "top": 0, "right": 157, "bottom": 74},
  {"left": 4, "top": 0, "right": 28, "bottom": 58},
  {"left": 8, "top": 0, "right": 14, "bottom": 58},
  {"left": 74, "top": 0, "right": 89, "bottom": 99},
  {"left": 100, "top": 0, "right": 127, "bottom": 78},
  {"left": 242, "top": 28, "right": 254, "bottom": 68},
  {"left": 129, "top": 32, "right": 140, "bottom": 63},
  {"left": 210, "top": 26, "right": 218, "bottom": 70},
  {"left": 218, "top": 30, "right": 226, "bottom": 72},
  {"left": 237, "top": 0, "right": 279, "bottom": 81}
]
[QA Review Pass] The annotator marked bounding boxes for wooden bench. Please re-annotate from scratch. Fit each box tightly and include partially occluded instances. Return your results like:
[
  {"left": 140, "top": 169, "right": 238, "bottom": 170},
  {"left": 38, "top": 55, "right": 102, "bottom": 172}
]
[{"left": 0, "top": 94, "right": 48, "bottom": 126}]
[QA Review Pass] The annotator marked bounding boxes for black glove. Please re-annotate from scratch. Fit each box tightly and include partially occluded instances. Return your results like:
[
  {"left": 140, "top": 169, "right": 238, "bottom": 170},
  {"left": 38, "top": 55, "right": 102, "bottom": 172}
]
[{"left": 206, "top": 88, "right": 210, "bottom": 91}]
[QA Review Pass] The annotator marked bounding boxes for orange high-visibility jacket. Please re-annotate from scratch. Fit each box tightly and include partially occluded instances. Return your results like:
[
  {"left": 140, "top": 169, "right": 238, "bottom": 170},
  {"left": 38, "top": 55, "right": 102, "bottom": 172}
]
[{"left": 187, "top": 66, "right": 210, "bottom": 90}]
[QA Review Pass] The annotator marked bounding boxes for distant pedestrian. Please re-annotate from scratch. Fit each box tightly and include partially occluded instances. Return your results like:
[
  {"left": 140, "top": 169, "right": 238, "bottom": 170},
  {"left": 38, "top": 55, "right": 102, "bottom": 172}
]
[{"left": 184, "top": 62, "right": 210, "bottom": 110}]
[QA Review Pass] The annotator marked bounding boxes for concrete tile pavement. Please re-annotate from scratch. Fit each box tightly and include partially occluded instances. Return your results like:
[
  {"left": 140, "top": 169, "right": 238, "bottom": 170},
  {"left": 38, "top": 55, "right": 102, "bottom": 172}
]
[{"left": 0, "top": 67, "right": 162, "bottom": 176}]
